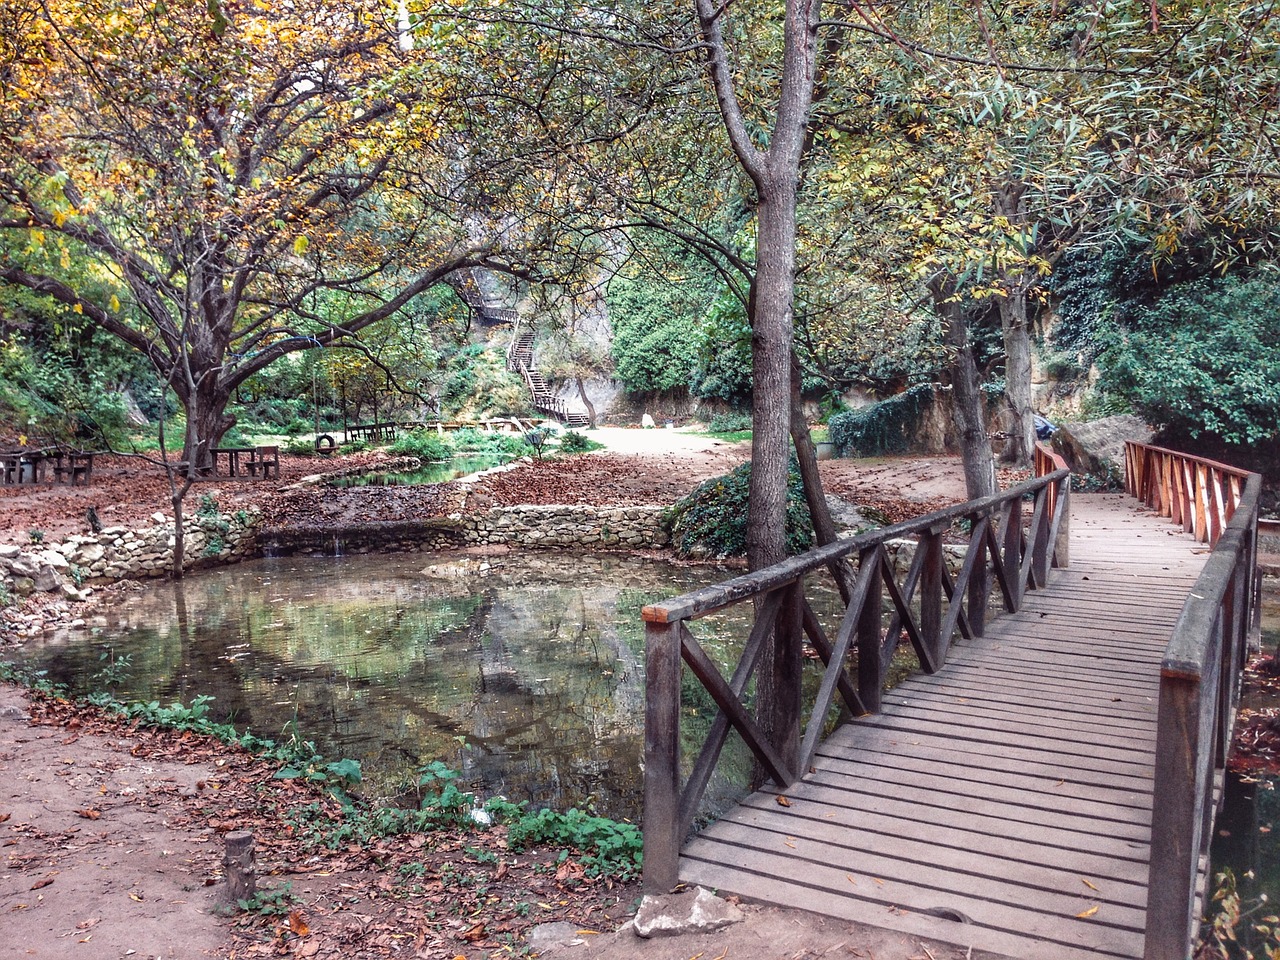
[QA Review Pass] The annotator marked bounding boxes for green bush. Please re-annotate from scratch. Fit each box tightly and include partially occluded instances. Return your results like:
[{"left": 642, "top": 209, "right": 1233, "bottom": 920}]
[
  {"left": 389, "top": 430, "right": 455, "bottom": 462},
  {"left": 690, "top": 291, "right": 753, "bottom": 404},
  {"left": 706, "top": 411, "right": 752, "bottom": 434},
  {"left": 558, "top": 430, "right": 603, "bottom": 454},
  {"left": 827, "top": 385, "right": 934, "bottom": 457},
  {"left": 450, "top": 428, "right": 528, "bottom": 458},
  {"left": 498, "top": 805, "right": 642, "bottom": 879},
  {"left": 1098, "top": 275, "right": 1280, "bottom": 444},
  {"left": 666, "top": 459, "right": 812, "bottom": 558}
]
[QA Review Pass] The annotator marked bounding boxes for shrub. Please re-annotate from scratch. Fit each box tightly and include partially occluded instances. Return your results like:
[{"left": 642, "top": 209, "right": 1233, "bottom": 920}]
[
  {"left": 706, "top": 411, "right": 752, "bottom": 434},
  {"left": 389, "top": 430, "right": 455, "bottom": 462},
  {"left": 558, "top": 430, "right": 603, "bottom": 454},
  {"left": 1097, "top": 275, "right": 1280, "bottom": 445},
  {"left": 666, "top": 459, "right": 812, "bottom": 558},
  {"left": 827, "top": 385, "right": 934, "bottom": 457}
]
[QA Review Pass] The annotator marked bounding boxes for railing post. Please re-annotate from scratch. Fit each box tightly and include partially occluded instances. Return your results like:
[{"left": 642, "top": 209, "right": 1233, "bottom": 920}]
[
  {"left": 643, "top": 619, "right": 682, "bottom": 893},
  {"left": 921, "top": 530, "right": 943, "bottom": 666},
  {"left": 1056, "top": 480, "right": 1071, "bottom": 568},
  {"left": 856, "top": 549, "right": 884, "bottom": 713},
  {"left": 969, "top": 513, "right": 991, "bottom": 636},
  {"left": 1003, "top": 499, "right": 1023, "bottom": 611},
  {"left": 1031, "top": 490, "right": 1052, "bottom": 589},
  {"left": 1145, "top": 667, "right": 1211, "bottom": 960},
  {"left": 771, "top": 580, "right": 805, "bottom": 779}
]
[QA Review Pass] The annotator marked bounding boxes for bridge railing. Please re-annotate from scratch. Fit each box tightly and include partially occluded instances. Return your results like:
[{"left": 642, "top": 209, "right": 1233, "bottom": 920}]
[
  {"left": 1125, "top": 440, "right": 1251, "bottom": 545},
  {"left": 642, "top": 456, "right": 1071, "bottom": 891},
  {"left": 1140, "top": 445, "right": 1260, "bottom": 960}
]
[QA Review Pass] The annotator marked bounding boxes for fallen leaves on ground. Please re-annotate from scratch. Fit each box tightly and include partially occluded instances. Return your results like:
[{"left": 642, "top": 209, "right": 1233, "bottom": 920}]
[{"left": 20, "top": 692, "right": 637, "bottom": 960}]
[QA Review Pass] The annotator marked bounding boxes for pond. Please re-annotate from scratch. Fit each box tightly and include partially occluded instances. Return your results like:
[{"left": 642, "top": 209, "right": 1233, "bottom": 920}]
[
  {"left": 5, "top": 551, "right": 768, "bottom": 821},
  {"left": 326, "top": 455, "right": 505, "bottom": 487}
]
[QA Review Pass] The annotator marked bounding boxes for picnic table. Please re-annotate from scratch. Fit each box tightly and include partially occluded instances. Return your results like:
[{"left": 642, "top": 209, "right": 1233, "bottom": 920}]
[
  {"left": 213, "top": 446, "right": 256, "bottom": 477},
  {"left": 0, "top": 448, "right": 95, "bottom": 485},
  {"left": 212, "top": 445, "right": 280, "bottom": 480}
]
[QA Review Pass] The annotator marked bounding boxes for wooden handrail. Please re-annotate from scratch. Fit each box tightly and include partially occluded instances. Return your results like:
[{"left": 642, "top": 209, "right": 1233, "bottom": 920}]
[
  {"left": 1125, "top": 440, "right": 1249, "bottom": 545},
  {"left": 1145, "top": 462, "right": 1260, "bottom": 960},
  {"left": 1034, "top": 441, "right": 1071, "bottom": 568},
  {"left": 643, "top": 465, "right": 1071, "bottom": 892}
]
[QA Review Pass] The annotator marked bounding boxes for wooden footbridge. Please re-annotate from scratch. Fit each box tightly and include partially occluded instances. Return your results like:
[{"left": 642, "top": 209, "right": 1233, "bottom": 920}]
[{"left": 642, "top": 442, "right": 1261, "bottom": 960}]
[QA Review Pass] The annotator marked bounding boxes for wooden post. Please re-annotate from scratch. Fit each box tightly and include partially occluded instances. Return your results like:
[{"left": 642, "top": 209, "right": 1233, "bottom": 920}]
[
  {"left": 1054, "top": 481, "right": 1071, "bottom": 569},
  {"left": 1031, "top": 490, "right": 1051, "bottom": 589},
  {"left": 920, "top": 531, "right": 943, "bottom": 666},
  {"left": 772, "top": 580, "right": 805, "bottom": 777},
  {"left": 856, "top": 549, "right": 884, "bottom": 713},
  {"left": 1145, "top": 671, "right": 1207, "bottom": 960},
  {"left": 221, "top": 831, "right": 256, "bottom": 906},
  {"left": 1002, "top": 499, "right": 1022, "bottom": 611},
  {"left": 643, "top": 620, "right": 682, "bottom": 893},
  {"left": 969, "top": 514, "right": 991, "bottom": 636}
]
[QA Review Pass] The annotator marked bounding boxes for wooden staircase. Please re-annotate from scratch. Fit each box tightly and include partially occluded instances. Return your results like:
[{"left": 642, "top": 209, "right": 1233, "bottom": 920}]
[
  {"left": 506, "top": 326, "right": 590, "bottom": 429},
  {"left": 451, "top": 269, "right": 517, "bottom": 325}
]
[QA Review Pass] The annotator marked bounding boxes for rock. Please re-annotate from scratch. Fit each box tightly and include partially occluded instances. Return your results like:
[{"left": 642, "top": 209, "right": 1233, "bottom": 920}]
[
  {"left": 825, "top": 494, "right": 869, "bottom": 533},
  {"left": 1052, "top": 414, "right": 1152, "bottom": 477},
  {"left": 33, "top": 549, "right": 70, "bottom": 571},
  {"left": 72, "top": 542, "right": 106, "bottom": 564},
  {"left": 0, "top": 544, "right": 19, "bottom": 559},
  {"left": 632, "top": 886, "right": 745, "bottom": 939},
  {"left": 33, "top": 564, "right": 63, "bottom": 592},
  {"left": 525, "top": 921, "right": 584, "bottom": 954},
  {"left": 11, "top": 576, "right": 35, "bottom": 596}
]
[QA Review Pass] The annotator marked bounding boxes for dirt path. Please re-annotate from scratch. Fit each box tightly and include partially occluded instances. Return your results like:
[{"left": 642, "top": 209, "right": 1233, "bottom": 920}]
[{"left": 0, "top": 685, "right": 227, "bottom": 959}]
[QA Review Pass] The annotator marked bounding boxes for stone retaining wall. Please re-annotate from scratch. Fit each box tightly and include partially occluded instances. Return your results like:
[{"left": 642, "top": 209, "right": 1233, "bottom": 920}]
[
  {"left": 2, "top": 504, "right": 670, "bottom": 602},
  {"left": 461, "top": 505, "right": 669, "bottom": 549},
  {"left": 0, "top": 509, "right": 260, "bottom": 600}
]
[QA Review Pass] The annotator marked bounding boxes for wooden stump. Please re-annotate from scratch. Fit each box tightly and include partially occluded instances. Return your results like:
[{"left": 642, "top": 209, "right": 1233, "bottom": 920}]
[{"left": 220, "top": 831, "right": 256, "bottom": 907}]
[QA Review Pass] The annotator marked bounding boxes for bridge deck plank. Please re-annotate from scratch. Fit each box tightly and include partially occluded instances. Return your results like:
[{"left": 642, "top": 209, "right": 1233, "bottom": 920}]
[{"left": 676, "top": 495, "right": 1208, "bottom": 960}]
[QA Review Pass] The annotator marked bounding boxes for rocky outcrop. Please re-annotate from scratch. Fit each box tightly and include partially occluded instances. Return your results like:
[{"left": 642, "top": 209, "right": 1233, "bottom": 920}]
[{"left": 1052, "top": 414, "right": 1153, "bottom": 476}]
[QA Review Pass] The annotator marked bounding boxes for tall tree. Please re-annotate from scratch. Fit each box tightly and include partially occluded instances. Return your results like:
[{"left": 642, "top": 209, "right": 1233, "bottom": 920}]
[{"left": 0, "top": 0, "right": 564, "bottom": 469}]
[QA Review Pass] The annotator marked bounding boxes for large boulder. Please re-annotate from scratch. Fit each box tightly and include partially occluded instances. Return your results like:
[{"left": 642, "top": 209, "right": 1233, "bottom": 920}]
[{"left": 1052, "top": 414, "right": 1153, "bottom": 476}]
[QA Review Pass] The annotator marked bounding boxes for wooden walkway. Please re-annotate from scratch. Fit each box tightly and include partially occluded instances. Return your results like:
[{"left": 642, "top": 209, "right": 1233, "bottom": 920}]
[{"left": 677, "top": 494, "right": 1211, "bottom": 960}]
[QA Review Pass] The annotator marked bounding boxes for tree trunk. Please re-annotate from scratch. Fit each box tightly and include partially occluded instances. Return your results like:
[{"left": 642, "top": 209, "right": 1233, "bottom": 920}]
[
  {"left": 176, "top": 377, "right": 235, "bottom": 471},
  {"left": 993, "top": 180, "right": 1037, "bottom": 468},
  {"left": 998, "top": 284, "right": 1036, "bottom": 467},
  {"left": 574, "top": 376, "right": 597, "bottom": 428},
  {"left": 790, "top": 353, "right": 853, "bottom": 603},
  {"left": 932, "top": 279, "right": 996, "bottom": 500},
  {"left": 746, "top": 197, "right": 797, "bottom": 572}
]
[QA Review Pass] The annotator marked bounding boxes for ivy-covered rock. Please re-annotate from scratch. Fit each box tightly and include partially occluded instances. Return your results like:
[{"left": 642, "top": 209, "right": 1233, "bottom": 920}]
[
  {"left": 827, "top": 385, "right": 936, "bottom": 458},
  {"left": 665, "top": 460, "right": 812, "bottom": 558}
]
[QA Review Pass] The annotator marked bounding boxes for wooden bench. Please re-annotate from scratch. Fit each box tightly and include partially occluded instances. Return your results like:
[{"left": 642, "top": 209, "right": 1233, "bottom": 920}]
[{"left": 248, "top": 445, "right": 279, "bottom": 480}]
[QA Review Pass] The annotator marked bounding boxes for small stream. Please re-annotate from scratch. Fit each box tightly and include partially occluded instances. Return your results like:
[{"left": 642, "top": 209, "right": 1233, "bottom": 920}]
[{"left": 1205, "top": 597, "right": 1280, "bottom": 954}]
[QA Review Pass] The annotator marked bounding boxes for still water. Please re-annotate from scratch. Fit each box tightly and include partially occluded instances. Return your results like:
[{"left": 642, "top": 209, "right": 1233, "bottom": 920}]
[
  {"left": 1205, "top": 597, "right": 1280, "bottom": 954},
  {"left": 8, "top": 552, "right": 747, "bottom": 819}
]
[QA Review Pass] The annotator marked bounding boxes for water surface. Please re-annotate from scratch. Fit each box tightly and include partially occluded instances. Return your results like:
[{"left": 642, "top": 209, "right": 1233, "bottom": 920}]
[{"left": 11, "top": 552, "right": 748, "bottom": 819}]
